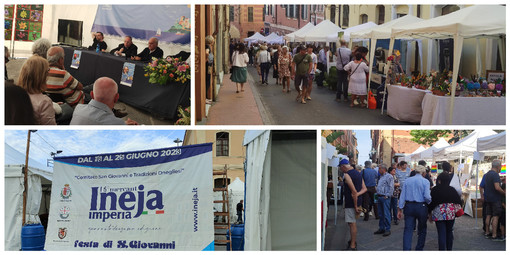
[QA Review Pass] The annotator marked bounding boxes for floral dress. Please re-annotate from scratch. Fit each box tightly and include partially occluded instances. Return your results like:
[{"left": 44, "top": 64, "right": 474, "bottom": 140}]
[
  {"left": 278, "top": 53, "right": 291, "bottom": 78},
  {"left": 431, "top": 203, "right": 461, "bottom": 221}
]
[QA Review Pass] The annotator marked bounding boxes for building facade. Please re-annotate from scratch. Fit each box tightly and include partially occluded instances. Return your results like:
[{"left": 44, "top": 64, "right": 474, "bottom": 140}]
[
  {"left": 263, "top": 5, "right": 325, "bottom": 36},
  {"left": 183, "top": 130, "right": 246, "bottom": 186},
  {"left": 230, "top": 5, "right": 265, "bottom": 40},
  {"left": 371, "top": 130, "right": 422, "bottom": 165},
  {"left": 195, "top": 5, "right": 231, "bottom": 122}
]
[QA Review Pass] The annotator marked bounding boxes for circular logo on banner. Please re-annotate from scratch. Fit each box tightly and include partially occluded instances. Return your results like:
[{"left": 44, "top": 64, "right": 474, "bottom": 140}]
[
  {"left": 61, "top": 184, "right": 72, "bottom": 199},
  {"left": 58, "top": 227, "right": 67, "bottom": 239},
  {"left": 59, "top": 206, "right": 70, "bottom": 219}
]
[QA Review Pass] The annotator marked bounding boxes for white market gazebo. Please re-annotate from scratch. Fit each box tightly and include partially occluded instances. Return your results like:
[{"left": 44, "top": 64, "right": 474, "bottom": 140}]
[
  {"left": 284, "top": 22, "right": 315, "bottom": 43},
  {"left": 295, "top": 20, "right": 343, "bottom": 42},
  {"left": 390, "top": 5, "right": 506, "bottom": 124}
]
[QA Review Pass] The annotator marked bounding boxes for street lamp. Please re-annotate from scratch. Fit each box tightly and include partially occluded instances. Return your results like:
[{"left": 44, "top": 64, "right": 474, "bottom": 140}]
[
  {"left": 174, "top": 138, "right": 183, "bottom": 147},
  {"left": 50, "top": 150, "right": 63, "bottom": 158}
]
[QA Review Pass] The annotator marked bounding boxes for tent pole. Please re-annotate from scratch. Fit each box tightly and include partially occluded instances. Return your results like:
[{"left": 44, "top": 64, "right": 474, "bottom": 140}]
[
  {"left": 22, "top": 130, "right": 33, "bottom": 226},
  {"left": 475, "top": 159, "right": 479, "bottom": 228},
  {"left": 448, "top": 35, "right": 463, "bottom": 125},
  {"left": 367, "top": 39, "right": 376, "bottom": 108},
  {"left": 497, "top": 36, "right": 505, "bottom": 71},
  {"left": 381, "top": 37, "right": 395, "bottom": 114}
]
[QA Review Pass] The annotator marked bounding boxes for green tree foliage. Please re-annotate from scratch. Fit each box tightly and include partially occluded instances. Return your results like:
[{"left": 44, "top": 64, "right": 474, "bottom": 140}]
[{"left": 410, "top": 130, "right": 473, "bottom": 146}]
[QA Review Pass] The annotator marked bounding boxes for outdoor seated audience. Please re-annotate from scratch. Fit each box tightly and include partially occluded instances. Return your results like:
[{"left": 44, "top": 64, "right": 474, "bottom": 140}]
[
  {"left": 88, "top": 32, "right": 108, "bottom": 52},
  {"left": 132, "top": 37, "right": 163, "bottom": 61},
  {"left": 5, "top": 81, "right": 37, "bottom": 125},
  {"left": 428, "top": 172, "right": 463, "bottom": 250},
  {"left": 70, "top": 77, "right": 138, "bottom": 125},
  {"left": 17, "top": 56, "right": 56, "bottom": 125},
  {"left": 32, "top": 38, "right": 52, "bottom": 58},
  {"left": 110, "top": 35, "right": 138, "bottom": 58},
  {"left": 46, "top": 46, "right": 85, "bottom": 107}
]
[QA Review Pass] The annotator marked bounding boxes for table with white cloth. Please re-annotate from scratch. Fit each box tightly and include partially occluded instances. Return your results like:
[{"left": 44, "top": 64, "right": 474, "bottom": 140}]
[
  {"left": 420, "top": 93, "right": 506, "bottom": 125},
  {"left": 387, "top": 85, "right": 431, "bottom": 123}
]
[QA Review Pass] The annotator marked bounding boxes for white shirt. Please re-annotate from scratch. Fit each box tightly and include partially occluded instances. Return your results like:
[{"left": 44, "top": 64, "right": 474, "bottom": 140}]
[
  {"left": 257, "top": 50, "right": 271, "bottom": 64},
  {"left": 232, "top": 51, "right": 249, "bottom": 67}
]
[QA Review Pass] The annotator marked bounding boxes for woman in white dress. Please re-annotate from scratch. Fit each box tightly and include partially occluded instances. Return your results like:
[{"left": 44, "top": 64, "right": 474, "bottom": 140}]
[{"left": 344, "top": 52, "right": 369, "bottom": 107}]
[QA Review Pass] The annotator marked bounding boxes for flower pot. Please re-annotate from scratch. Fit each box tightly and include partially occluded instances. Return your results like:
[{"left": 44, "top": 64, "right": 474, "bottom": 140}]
[{"left": 432, "top": 89, "right": 446, "bottom": 96}]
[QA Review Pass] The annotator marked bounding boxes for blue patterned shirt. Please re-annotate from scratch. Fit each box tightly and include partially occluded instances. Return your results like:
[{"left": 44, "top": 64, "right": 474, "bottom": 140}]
[{"left": 376, "top": 173, "right": 394, "bottom": 197}]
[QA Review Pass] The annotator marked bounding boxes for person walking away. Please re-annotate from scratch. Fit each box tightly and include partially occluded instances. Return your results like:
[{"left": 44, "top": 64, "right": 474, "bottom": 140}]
[
  {"left": 230, "top": 43, "right": 249, "bottom": 93},
  {"left": 279, "top": 46, "right": 292, "bottom": 93},
  {"left": 483, "top": 160, "right": 506, "bottom": 240},
  {"left": 344, "top": 52, "right": 369, "bottom": 107},
  {"left": 290, "top": 45, "right": 313, "bottom": 104},
  {"left": 428, "top": 172, "right": 462, "bottom": 250},
  {"left": 306, "top": 44, "right": 317, "bottom": 101},
  {"left": 257, "top": 44, "right": 271, "bottom": 85},
  {"left": 389, "top": 166, "right": 401, "bottom": 225},
  {"left": 361, "top": 160, "right": 379, "bottom": 221},
  {"left": 336, "top": 40, "right": 351, "bottom": 102},
  {"left": 398, "top": 165, "right": 431, "bottom": 250},
  {"left": 317, "top": 46, "right": 329, "bottom": 87},
  {"left": 272, "top": 45, "right": 281, "bottom": 85},
  {"left": 237, "top": 200, "right": 244, "bottom": 223},
  {"left": 340, "top": 159, "right": 367, "bottom": 250},
  {"left": 374, "top": 163, "right": 393, "bottom": 237}
]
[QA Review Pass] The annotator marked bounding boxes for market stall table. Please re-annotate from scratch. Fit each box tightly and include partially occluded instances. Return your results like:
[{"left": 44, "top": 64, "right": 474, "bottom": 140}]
[
  {"left": 387, "top": 85, "right": 431, "bottom": 123},
  {"left": 62, "top": 46, "right": 190, "bottom": 119},
  {"left": 420, "top": 93, "right": 505, "bottom": 125}
]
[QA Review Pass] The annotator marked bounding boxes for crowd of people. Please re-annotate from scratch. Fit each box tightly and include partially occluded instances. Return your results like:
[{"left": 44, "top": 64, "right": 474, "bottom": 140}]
[
  {"left": 335, "top": 159, "right": 506, "bottom": 251},
  {"left": 5, "top": 32, "right": 175, "bottom": 125},
  {"left": 228, "top": 39, "right": 374, "bottom": 107}
]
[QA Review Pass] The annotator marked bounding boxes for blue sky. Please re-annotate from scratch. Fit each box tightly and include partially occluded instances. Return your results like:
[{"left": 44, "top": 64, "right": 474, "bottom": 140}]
[
  {"left": 355, "top": 130, "right": 372, "bottom": 165},
  {"left": 5, "top": 130, "right": 186, "bottom": 171}
]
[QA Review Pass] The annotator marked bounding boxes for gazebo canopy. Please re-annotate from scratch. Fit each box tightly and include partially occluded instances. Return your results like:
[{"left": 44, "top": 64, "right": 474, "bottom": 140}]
[
  {"left": 295, "top": 20, "right": 343, "bottom": 42},
  {"left": 434, "top": 130, "right": 497, "bottom": 160},
  {"left": 284, "top": 22, "right": 315, "bottom": 42}
]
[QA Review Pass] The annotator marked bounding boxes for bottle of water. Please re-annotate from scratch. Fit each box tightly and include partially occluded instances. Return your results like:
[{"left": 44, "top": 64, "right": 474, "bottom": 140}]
[{"left": 96, "top": 43, "right": 100, "bottom": 53}]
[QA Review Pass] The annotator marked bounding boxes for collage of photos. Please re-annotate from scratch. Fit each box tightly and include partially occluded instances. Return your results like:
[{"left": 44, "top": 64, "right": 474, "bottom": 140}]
[{"left": 3, "top": 3, "right": 507, "bottom": 253}]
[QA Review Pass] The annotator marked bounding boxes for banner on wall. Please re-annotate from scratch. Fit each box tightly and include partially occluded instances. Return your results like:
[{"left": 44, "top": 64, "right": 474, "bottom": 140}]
[
  {"left": 5, "top": 5, "right": 15, "bottom": 40},
  {"left": 45, "top": 144, "right": 214, "bottom": 251},
  {"left": 14, "top": 4, "right": 43, "bottom": 41},
  {"left": 91, "top": 5, "right": 190, "bottom": 45}
]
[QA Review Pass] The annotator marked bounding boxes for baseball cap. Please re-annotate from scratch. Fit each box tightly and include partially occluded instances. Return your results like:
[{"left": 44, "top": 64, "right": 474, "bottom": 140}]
[{"left": 339, "top": 158, "right": 350, "bottom": 166}]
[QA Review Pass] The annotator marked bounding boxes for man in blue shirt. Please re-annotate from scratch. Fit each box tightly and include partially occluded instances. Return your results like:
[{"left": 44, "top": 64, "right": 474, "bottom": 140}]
[
  {"left": 398, "top": 165, "right": 431, "bottom": 250},
  {"left": 362, "top": 160, "right": 379, "bottom": 221},
  {"left": 479, "top": 174, "right": 487, "bottom": 233},
  {"left": 483, "top": 160, "right": 505, "bottom": 240},
  {"left": 374, "top": 163, "right": 393, "bottom": 236},
  {"left": 340, "top": 159, "right": 367, "bottom": 250}
]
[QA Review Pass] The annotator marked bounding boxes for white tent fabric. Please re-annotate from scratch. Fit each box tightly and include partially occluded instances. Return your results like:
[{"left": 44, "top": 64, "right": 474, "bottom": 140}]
[
  {"left": 477, "top": 131, "right": 506, "bottom": 156},
  {"left": 284, "top": 23, "right": 315, "bottom": 42},
  {"left": 244, "top": 131, "right": 315, "bottom": 251},
  {"left": 410, "top": 138, "right": 450, "bottom": 160},
  {"left": 329, "top": 22, "right": 378, "bottom": 42},
  {"left": 295, "top": 20, "right": 343, "bottom": 42},
  {"left": 405, "top": 145, "right": 426, "bottom": 162},
  {"left": 243, "top": 130, "right": 271, "bottom": 250},
  {"left": 434, "top": 130, "right": 497, "bottom": 160},
  {"left": 4, "top": 144, "right": 52, "bottom": 251},
  {"left": 228, "top": 177, "right": 245, "bottom": 223},
  {"left": 263, "top": 32, "right": 284, "bottom": 44},
  {"left": 390, "top": 5, "right": 506, "bottom": 124},
  {"left": 244, "top": 32, "right": 266, "bottom": 42}
]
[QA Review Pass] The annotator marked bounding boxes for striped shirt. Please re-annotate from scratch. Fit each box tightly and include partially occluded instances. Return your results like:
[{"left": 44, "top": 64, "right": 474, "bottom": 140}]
[{"left": 46, "top": 66, "right": 84, "bottom": 107}]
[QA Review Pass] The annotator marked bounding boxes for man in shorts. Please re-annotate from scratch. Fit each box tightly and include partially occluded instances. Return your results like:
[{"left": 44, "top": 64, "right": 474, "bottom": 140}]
[
  {"left": 483, "top": 160, "right": 506, "bottom": 240},
  {"left": 291, "top": 45, "right": 313, "bottom": 104},
  {"left": 340, "top": 158, "right": 367, "bottom": 250}
]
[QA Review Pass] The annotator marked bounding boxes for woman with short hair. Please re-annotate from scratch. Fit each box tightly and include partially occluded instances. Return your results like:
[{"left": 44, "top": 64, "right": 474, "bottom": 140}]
[{"left": 17, "top": 56, "right": 56, "bottom": 125}]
